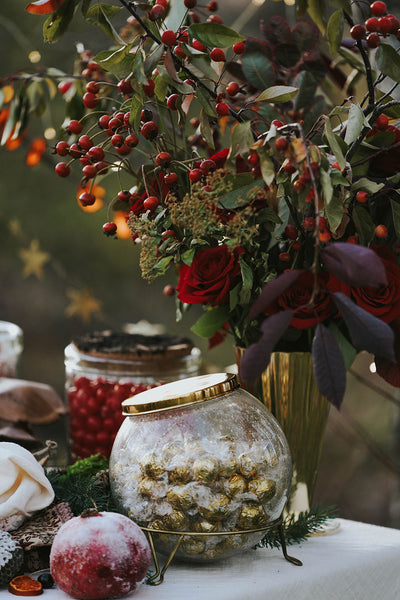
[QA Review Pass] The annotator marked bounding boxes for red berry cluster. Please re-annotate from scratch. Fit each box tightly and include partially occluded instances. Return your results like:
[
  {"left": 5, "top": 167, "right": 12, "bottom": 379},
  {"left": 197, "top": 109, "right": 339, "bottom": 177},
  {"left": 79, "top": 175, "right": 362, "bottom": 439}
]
[
  {"left": 350, "top": 2, "right": 400, "bottom": 48},
  {"left": 68, "top": 376, "right": 157, "bottom": 459}
]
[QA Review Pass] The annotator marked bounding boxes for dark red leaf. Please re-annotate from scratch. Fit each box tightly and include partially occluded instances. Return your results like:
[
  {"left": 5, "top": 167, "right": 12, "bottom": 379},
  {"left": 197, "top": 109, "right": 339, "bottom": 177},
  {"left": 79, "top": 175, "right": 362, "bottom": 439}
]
[
  {"left": 322, "top": 243, "right": 388, "bottom": 288},
  {"left": 375, "top": 319, "right": 400, "bottom": 387},
  {"left": 312, "top": 323, "right": 346, "bottom": 409},
  {"left": 239, "top": 311, "right": 294, "bottom": 383},
  {"left": 260, "top": 16, "right": 292, "bottom": 45},
  {"left": 248, "top": 269, "right": 304, "bottom": 320},
  {"left": 292, "top": 20, "right": 319, "bottom": 52},
  {"left": 26, "top": 0, "right": 67, "bottom": 14},
  {"left": 333, "top": 292, "right": 395, "bottom": 360}
]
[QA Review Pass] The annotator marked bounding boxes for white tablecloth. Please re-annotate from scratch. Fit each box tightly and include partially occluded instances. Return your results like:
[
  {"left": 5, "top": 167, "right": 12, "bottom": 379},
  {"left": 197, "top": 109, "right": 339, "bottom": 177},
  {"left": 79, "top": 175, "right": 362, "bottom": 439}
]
[{"left": 1, "top": 519, "right": 400, "bottom": 599}]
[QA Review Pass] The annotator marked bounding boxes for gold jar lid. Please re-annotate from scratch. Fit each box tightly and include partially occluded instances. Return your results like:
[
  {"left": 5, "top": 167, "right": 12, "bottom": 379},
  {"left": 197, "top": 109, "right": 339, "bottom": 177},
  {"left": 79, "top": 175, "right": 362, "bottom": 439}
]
[{"left": 122, "top": 373, "right": 239, "bottom": 415}]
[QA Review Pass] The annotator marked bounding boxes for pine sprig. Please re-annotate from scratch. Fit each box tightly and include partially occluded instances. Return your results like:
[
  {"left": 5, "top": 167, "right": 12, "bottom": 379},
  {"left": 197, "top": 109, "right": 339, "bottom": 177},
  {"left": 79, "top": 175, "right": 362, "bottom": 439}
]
[{"left": 256, "top": 505, "right": 338, "bottom": 549}]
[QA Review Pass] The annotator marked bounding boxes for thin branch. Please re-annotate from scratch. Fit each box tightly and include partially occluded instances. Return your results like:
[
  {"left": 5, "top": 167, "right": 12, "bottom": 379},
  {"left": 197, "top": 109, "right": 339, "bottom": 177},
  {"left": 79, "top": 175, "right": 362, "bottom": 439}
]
[{"left": 343, "top": 12, "right": 375, "bottom": 111}]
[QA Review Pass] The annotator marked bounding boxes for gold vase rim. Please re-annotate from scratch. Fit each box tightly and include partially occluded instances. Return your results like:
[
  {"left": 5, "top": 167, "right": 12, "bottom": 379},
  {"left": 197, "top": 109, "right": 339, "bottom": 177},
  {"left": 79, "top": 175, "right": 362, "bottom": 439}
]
[{"left": 122, "top": 373, "right": 239, "bottom": 415}]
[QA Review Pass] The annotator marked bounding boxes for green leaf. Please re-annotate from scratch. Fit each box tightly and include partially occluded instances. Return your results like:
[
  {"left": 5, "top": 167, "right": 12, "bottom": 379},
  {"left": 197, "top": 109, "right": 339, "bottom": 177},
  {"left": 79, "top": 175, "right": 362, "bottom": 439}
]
[
  {"left": 81, "top": 0, "right": 92, "bottom": 17},
  {"left": 154, "top": 73, "right": 168, "bottom": 102},
  {"left": 390, "top": 198, "right": 400, "bottom": 239},
  {"left": 228, "top": 121, "right": 254, "bottom": 159},
  {"left": 352, "top": 205, "right": 375, "bottom": 245},
  {"left": 325, "top": 117, "right": 346, "bottom": 170},
  {"left": 307, "top": 0, "right": 327, "bottom": 34},
  {"left": 325, "top": 193, "right": 344, "bottom": 233},
  {"left": 129, "top": 94, "right": 144, "bottom": 131},
  {"left": 344, "top": 103, "right": 369, "bottom": 145},
  {"left": 328, "top": 322, "right": 356, "bottom": 369},
  {"left": 241, "top": 51, "right": 275, "bottom": 91},
  {"left": 43, "top": 0, "right": 78, "bottom": 43},
  {"left": 375, "top": 43, "right": 400, "bottom": 84},
  {"left": 239, "top": 257, "right": 253, "bottom": 305},
  {"left": 375, "top": 89, "right": 400, "bottom": 118},
  {"left": 218, "top": 179, "right": 265, "bottom": 209},
  {"left": 293, "top": 71, "right": 317, "bottom": 111},
  {"left": 191, "top": 306, "right": 229, "bottom": 338},
  {"left": 256, "top": 85, "right": 298, "bottom": 104},
  {"left": 152, "top": 256, "right": 173, "bottom": 276},
  {"left": 297, "top": 0, "right": 308, "bottom": 18},
  {"left": 229, "top": 283, "right": 241, "bottom": 311},
  {"left": 200, "top": 109, "right": 214, "bottom": 149},
  {"left": 196, "top": 88, "right": 216, "bottom": 118},
  {"left": 327, "top": 10, "right": 344, "bottom": 54},
  {"left": 338, "top": 47, "right": 365, "bottom": 71},
  {"left": 95, "top": 46, "right": 134, "bottom": 77},
  {"left": 132, "top": 49, "right": 148, "bottom": 85},
  {"left": 260, "top": 154, "right": 275, "bottom": 186},
  {"left": 188, "top": 23, "right": 245, "bottom": 48},
  {"left": 268, "top": 197, "right": 289, "bottom": 250},
  {"left": 329, "top": 0, "right": 351, "bottom": 14},
  {"left": 85, "top": 4, "right": 124, "bottom": 45},
  {"left": 351, "top": 177, "right": 384, "bottom": 194}
]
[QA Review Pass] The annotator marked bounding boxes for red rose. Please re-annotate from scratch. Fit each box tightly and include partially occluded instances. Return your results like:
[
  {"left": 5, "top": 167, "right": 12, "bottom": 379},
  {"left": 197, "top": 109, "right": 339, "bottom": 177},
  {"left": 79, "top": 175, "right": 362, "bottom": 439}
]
[
  {"left": 267, "top": 271, "right": 338, "bottom": 329},
  {"left": 335, "top": 248, "right": 400, "bottom": 323},
  {"left": 177, "top": 246, "right": 242, "bottom": 305}
]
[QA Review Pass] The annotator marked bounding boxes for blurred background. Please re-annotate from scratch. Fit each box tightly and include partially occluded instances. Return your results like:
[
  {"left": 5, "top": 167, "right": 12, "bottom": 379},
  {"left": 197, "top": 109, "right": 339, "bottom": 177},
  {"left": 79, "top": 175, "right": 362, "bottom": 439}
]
[{"left": 1, "top": 0, "right": 400, "bottom": 529}]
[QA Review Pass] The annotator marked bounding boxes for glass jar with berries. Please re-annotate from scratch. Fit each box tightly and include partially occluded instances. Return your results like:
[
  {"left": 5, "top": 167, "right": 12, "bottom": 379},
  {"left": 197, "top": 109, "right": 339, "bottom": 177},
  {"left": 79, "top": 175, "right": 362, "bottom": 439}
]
[
  {"left": 0, "top": 321, "right": 23, "bottom": 377},
  {"left": 65, "top": 331, "right": 202, "bottom": 461}
]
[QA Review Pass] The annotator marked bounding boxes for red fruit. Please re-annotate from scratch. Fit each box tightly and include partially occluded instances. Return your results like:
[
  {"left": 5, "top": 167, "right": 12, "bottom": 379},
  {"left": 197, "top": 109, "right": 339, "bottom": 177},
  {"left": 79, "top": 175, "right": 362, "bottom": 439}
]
[
  {"left": 271, "top": 119, "right": 284, "bottom": 128},
  {"left": 125, "top": 134, "right": 139, "bottom": 148},
  {"left": 143, "top": 196, "right": 159, "bottom": 210},
  {"left": 274, "top": 136, "right": 288, "bottom": 152},
  {"left": 192, "top": 39, "right": 207, "bottom": 52},
  {"left": 140, "top": 121, "right": 158, "bottom": 140},
  {"left": 292, "top": 240, "right": 302, "bottom": 251},
  {"left": 375, "top": 113, "right": 389, "bottom": 130},
  {"left": 283, "top": 159, "right": 296, "bottom": 175},
  {"left": 117, "top": 79, "right": 133, "bottom": 95},
  {"left": 347, "top": 235, "right": 358, "bottom": 244},
  {"left": 108, "top": 116, "right": 123, "bottom": 131},
  {"left": 50, "top": 511, "right": 151, "bottom": 600},
  {"left": 210, "top": 47, "right": 225, "bottom": 62},
  {"left": 111, "top": 133, "right": 125, "bottom": 148},
  {"left": 184, "top": 0, "right": 197, "bottom": 7},
  {"left": 123, "top": 112, "right": 131, "bottom": 128},
  {"left": 56, "top": 141, "right": 69, "bottom": 156},
  {"left": 331, "top": 161, "right": 341, "bottom": 170},
  {"left": 284, "top": 224, "right": 298, "bottom": 240},
  {"left": 116, "top": 144, "right": 131, "bottom": 156},
  {"left": 142, "top": 79, "right": 155, "bottom": 97},
  {"left": 78, "top": 135, "right": 93, "bottom": 151},
  {"left": 117, "top": 190, "right": 131, "bottom": 202},
  {"left": 379, "top": 16, "right": 392, "bottom": 34},
  {"left": 83, "top": 92, "right": 98, "bottom": 109},
  {"left": 319, "top": 229, "right": 331, "bottom": 242},
  {"left": 55, "top": 162, "right": 70, "bottom": 177},
  {"left": 232, "top": 41, "right": 245, "bottom": 54},
  {"left": 98, "top": 114, "right": 110, "bottom": 129},
  {"left": 174, "top": 44, "right": 186, "bottom": 59},
  {"left": 387, "top": 14, "right": 400, "bottom": 33},
  {"left": 164, "top": 172, "right": 178, "bottom": 185},
  {"left": 367, "top": 32, "right": 380, "bottom": 48},
  {"left": 67, "top": 119, "right": 82, "bottom": 134},
  {"left": 216, "top": 102, "right": 230, "bottom": 116},
  {"left": 141, "top": 108, "right": 153, "bottom": 123},
  {"left": 356, "top": 190, "right": 369, "bottom": 203},
  {"left": 350, "top": 24, "right": 366, "bottom": 40},
  {"left": 161, "top": 29, "right": 177, "bottom": 46},
  {"left": 86, "top": 81, "right": 100, "bottom": 94},
  {"left": 69, "top": 143, "right": 83, "bottom": 158},
  {"left": 207, "top": 0, "right": 218, "bottom": 10},
  {"left": 279, "top": 251, "right": 291, "bottom": 262},
  {"left": 370, "top": 1, "right": 387, "bottom": 17},
  {"left": 199, "top": 159, "right": 216, "bottom": 174},
  {"left": 247, "top": 153, "right": 259, "bottom": 167},
  {"left": 207, "top": 14, "right": 223, "bottom": 23},
  {"left": 156, "top": 0, "right": 168, "bottom": 8},
  {"left": 82, "top": 164, "right": 97, "bottom": 179},
  {"left": 95, "top": 161, "right": 108, "bottom": 174},
  {"left": 365, "top": 17, "right": 380, "bottom": 31},
  {"left": 103, "top": 222, "right": 117, "bottom": 236},
  {"left": 163, "top": 284, "right": 176, "bottom": 296},
  {"left": 226, "top": 81, "right": 240, "bottom": 96},
  {"left": 375, "top": 224, "right": 388, "bottom": 238},
  {"left": 167, "top": 93, "right": 180, "bottom": 110},
  {"left": 58, "top": 81, "right": 72, "bottom": 95},
  {"left": 148, "top": 4, "right": 165, "bottom": 20},
  {"left": 188, "top": 168, "right": 203, "bottom": 183},
  {"left": 87, "top": 146, "right": 105, "bottom": 162},
  {"left": 178, "top": 29, "right": 189, "bottom": 43},
  {"left": 156, "top": 151, "right": 172, "bottom": 166},
  {"left": 162, "top": 229, "right": 176, "bottom": 238},
  {"left": 293, "top": 179, "right": 305, "bottom": 193},
  {"left": 303, "top": 217, "right": 315, "bottom": 231},
  {"left": 79, "top": 192, "right": 96, "bottom": 206}
]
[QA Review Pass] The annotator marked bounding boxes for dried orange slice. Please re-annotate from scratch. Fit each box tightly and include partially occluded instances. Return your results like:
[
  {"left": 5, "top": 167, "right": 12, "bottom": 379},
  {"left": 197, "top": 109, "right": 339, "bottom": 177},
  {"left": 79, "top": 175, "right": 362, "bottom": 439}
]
[{"left": 8, "top": 575, "right": 43, "bottom": 596}]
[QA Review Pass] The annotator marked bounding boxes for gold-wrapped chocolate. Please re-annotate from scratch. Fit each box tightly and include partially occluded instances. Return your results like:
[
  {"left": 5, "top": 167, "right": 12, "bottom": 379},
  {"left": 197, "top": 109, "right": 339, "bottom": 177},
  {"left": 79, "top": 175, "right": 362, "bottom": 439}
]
[
  {"left": 239, "top": 454, "right": 258, "bottom": 479},
  {"left": 140, "top": 452, "right": 165, "bottom": 479},
  {"left": 181, "top": 536, "right": 206, "bottom": 555},
  {"left": 166, "top": 484, "right": 196, "bottom": 511},
  {"left": 248, "top": 477, "right": 276, "bottom": 503},
  {"left": 193, "top": 456, "right": 219, "bottom": 484},
  {"left": 219, "top": 452, "right": 238, "bottom": 477},
  {"left": 225, "top": 474, "right": 246, "bottom": 497},
  {"left": 163, "top": 509, "right": 190, "bottom": 531},
  {"left": 237, "top": 502, "right": 270, "bottom": 530},
  {"left": 148, "top": 519, "right": 165, "bottom": 531},
  {"left": 198, "top": 493, "right": 230, "bottom": 522},
  {"left": 193, "top": 519, "right": 220, "bottom": 534},
  {"left": 137, "top": 476, "right": 159, "bottom": 497},
  {"left": 168, "top": 462, "right": 192, "bottom": 484}
]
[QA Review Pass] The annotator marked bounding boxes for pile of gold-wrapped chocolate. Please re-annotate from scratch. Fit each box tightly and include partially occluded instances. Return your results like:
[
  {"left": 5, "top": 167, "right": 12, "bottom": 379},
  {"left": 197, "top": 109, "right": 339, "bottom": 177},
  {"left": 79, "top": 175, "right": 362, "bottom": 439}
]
[{"left": 110, "top": 434, "right": 289, "bottom": 561}]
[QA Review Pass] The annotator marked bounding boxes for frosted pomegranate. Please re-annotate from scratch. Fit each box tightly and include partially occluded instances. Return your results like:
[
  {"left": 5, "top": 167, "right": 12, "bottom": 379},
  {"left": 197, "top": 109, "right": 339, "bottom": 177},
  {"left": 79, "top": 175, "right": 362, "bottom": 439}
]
[{"left": 50, "top": 510, "right": 151, "bottom": 599}]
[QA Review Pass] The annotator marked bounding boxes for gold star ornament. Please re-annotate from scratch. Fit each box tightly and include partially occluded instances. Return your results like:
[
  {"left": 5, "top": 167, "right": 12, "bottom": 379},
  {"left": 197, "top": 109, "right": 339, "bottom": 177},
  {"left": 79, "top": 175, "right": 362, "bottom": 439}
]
[
  {"left": 19, "top": 239, "right": 50, "bottom": 279},
  {"left": 65, "top": 288, "right": 102, "bottom": 322}
]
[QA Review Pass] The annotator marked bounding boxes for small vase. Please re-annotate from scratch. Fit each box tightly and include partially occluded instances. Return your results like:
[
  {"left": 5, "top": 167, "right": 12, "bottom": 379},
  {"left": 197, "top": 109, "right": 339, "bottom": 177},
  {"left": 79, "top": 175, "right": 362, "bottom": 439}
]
[{"left": 235, "top": 349, "right": 330, "bottom": 514}]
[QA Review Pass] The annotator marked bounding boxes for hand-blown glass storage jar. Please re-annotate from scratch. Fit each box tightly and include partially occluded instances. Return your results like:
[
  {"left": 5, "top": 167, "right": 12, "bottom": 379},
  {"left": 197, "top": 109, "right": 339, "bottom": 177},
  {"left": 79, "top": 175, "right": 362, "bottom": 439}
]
[
  {"left": 0, "top": 321, "right": 23, "bottom": 377},
  {"left": 65, "top": 331, "right": 201, "bottom": 460},
  {"left": 109, "top": 373, "right": 292, "bottom": 563}
]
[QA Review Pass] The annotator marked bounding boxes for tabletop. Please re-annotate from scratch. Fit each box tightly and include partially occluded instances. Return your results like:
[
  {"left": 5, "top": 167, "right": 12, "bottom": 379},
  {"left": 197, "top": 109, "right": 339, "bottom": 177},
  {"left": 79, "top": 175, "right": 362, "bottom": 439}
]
[{"left": 1, "top": 519, "right": 400, "bottom": 600}]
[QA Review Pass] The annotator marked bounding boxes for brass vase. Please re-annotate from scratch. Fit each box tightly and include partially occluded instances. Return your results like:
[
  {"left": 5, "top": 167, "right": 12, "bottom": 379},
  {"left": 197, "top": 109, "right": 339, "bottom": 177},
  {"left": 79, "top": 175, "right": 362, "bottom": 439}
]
[{"left": 235, "top": 349, "right": 331, "bottom": 513}]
